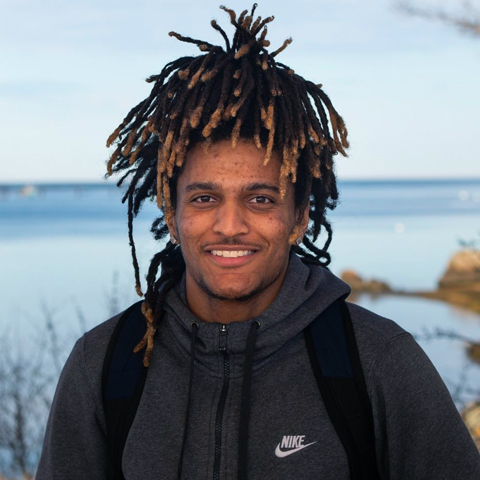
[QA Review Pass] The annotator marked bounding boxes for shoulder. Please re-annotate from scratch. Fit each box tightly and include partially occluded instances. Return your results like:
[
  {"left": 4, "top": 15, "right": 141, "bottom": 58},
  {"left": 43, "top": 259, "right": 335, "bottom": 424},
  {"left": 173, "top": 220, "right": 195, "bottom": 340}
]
[
  {"left": 70, "top": 307, "right": 129, "bottom": 393},
  {"left": 342, "top": 302, "right": 480, "bottom": 476},
  {"left": 344, "top": 300, "right": 415, "bottom": 387},
  {"left": 80, "top": 311, "right": 121, "bottom": 360},
  {"left": 345, "top": 300, "right": 408, "bottom": 341},
  {"left": 344, "top": 299, "right": 451, "bottom": 399}
]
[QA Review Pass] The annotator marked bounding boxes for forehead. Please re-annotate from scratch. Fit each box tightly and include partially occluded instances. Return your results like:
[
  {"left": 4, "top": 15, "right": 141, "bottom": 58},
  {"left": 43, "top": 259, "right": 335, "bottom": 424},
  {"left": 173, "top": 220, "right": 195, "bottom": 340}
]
[{"left": 177, "top": 139, "right": 284, "bottom": 190}]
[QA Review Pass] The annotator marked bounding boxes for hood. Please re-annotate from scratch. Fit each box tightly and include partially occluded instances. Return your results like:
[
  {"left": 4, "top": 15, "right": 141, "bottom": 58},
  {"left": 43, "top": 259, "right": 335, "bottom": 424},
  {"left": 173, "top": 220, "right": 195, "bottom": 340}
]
[{"left": 163, "top": 252, "right": 352, "bottom": 367}]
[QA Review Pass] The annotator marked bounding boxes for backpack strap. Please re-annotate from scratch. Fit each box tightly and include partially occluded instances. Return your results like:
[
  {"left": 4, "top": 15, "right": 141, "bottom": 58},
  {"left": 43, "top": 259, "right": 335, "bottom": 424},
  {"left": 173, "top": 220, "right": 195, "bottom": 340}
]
[
  {"left": 102, "top": 300, "right": 148, "bottom": 480},
  {"left": 305, "top": 296, "right": 380, "bottom": 480}
]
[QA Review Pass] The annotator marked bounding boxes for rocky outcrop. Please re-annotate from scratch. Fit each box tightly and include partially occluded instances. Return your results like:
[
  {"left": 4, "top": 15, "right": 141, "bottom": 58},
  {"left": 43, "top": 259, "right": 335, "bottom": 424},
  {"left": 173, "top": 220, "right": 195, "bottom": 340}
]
[
  {"left": 438, "top": 249, "right": 480, "bottom": 288},
  {"left": 341, "top": 269, "right": 392, "bottom": 293},
  {"left": 340, "top": 250, "right": 480, "bottom": 313}
]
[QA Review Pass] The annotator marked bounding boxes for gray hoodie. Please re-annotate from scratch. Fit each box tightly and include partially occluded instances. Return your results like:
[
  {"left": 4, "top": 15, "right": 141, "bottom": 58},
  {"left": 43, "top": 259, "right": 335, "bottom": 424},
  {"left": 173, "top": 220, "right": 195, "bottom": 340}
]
[{"left": 37, "top": 254, "right": 480, "bottom": 479}]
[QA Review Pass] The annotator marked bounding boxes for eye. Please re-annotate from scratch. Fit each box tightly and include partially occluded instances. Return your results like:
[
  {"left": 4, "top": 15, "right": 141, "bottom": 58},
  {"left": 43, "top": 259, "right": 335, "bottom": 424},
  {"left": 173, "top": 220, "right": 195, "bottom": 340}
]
[
  {"left": 192, "top": 195, "right": 215, "bottom": 203},
  {"left": 250, "top": 195, "right": 274, "bottom": 205}
]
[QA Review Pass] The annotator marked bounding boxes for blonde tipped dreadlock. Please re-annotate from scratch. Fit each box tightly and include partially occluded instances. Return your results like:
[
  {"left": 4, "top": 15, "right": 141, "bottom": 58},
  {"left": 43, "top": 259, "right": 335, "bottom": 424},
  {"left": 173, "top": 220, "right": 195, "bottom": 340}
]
[{"left": 106, "top": 4, "right": 349, "bottom": 366}]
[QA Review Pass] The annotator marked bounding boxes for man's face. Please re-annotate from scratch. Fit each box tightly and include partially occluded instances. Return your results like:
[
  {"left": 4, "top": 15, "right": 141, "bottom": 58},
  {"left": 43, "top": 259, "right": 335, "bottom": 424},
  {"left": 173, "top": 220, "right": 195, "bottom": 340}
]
[{"left": 169, "top": 138, "right": 308, "bottom": 303}]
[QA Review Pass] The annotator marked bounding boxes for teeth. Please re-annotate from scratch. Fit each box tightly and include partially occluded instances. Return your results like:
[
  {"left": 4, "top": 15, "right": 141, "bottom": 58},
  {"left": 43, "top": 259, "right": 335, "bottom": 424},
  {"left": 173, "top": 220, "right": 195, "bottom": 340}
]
[{"left": 211, "top": 250, "right": 254, "bottom": 258}]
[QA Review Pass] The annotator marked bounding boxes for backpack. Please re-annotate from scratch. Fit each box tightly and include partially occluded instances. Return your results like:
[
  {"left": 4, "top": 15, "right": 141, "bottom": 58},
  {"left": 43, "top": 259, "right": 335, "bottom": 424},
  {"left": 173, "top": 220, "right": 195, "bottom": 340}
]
[{"left": 102, "top": 295, "right": 380, "bottom": 480}]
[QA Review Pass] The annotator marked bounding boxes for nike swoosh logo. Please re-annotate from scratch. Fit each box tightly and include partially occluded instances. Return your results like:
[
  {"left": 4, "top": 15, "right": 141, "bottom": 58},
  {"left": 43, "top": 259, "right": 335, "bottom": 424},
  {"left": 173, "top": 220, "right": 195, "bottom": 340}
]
[{"left": 275, "top": 441, "right": 317, "bottom": 458}]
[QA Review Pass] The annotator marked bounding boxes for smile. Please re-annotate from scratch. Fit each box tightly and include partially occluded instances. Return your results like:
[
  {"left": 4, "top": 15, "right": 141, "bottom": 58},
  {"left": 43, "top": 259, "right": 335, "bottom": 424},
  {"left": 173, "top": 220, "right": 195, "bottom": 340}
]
[{"left": 210, "top": 250, "right": 255, "bottom": 258}]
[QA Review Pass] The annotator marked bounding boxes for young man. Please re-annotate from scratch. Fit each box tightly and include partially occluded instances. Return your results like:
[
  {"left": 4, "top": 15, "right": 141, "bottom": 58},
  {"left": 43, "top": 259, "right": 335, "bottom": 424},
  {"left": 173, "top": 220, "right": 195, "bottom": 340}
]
[{"left": 37, "top": 5, "right": 480, "bottom": 479}]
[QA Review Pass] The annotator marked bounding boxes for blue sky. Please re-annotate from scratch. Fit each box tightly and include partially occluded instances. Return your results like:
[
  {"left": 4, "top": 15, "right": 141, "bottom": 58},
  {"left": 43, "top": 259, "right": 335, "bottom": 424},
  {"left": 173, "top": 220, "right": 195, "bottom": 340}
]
[{"left": 1, "top": 0, "right": 479, "bottom": 182}]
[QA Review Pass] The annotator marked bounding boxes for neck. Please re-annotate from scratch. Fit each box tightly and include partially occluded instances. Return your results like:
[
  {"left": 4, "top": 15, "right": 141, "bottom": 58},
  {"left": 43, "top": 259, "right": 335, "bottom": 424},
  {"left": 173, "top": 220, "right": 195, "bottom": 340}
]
[{"left": 185, "top": 264, "right": 289, "bottom": 324}]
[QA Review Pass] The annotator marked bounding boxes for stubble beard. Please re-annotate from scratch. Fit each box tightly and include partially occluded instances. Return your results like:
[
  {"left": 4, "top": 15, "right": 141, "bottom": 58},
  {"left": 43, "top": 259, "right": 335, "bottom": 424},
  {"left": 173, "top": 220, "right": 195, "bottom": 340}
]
[{"left": 191, "top": 259, "right": 289, "bottom": 303}]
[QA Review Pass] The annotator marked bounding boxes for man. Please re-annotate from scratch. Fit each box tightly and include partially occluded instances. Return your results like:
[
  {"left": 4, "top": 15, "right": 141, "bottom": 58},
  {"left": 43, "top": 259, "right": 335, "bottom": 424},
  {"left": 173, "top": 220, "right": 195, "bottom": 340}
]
[{"left": 37, "top": 5, "right": 480, "bottom": 479}]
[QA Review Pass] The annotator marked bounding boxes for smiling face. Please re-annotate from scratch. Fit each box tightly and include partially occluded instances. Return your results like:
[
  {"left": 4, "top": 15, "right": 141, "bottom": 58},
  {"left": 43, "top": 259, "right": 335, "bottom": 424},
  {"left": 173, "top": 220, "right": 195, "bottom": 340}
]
[{"left": 167, "top": 138, "right": 309, "bottom": 315}]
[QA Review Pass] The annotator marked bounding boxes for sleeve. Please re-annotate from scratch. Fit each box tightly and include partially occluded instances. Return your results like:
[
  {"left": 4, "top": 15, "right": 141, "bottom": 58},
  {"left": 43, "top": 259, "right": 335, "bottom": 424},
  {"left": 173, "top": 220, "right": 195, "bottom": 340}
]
[
  {"left": 369, "top": 333, "right": 480, "bottom": 480},
  {"left": 36, "top": 336, "right": 113, "bottom": 479}
]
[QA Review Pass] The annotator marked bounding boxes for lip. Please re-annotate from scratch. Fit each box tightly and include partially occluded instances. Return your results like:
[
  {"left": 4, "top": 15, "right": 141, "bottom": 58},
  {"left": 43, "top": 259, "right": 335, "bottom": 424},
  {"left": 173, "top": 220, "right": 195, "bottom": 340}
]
[{"left": 204, "top": 247, "right": 259, "bottom": 267}]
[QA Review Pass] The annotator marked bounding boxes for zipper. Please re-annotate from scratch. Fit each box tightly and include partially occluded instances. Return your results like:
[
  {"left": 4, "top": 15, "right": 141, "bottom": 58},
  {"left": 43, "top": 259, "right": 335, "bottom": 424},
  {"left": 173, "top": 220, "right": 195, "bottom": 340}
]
[{"left": 213, "top": 325, "right": 230, "bottom": 480}]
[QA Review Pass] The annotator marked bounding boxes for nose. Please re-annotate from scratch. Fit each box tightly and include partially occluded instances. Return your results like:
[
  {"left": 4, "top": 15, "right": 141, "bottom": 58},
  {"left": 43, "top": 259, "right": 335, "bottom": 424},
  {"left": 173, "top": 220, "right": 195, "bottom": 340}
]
[{"left": 212, "top": 198, "right": 249, "bottom": 238}]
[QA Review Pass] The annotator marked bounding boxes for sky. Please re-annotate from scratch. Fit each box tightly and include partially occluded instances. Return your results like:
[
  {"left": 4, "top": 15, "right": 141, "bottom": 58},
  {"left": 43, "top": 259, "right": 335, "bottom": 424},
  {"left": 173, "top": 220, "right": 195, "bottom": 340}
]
[{"left": 1, "top": 0, "right": 479, "bottom": 182}]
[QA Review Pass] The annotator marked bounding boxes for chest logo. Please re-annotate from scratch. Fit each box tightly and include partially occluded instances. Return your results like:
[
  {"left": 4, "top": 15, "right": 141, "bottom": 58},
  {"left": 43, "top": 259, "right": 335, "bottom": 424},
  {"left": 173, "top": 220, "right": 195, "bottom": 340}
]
[{"left": 275, "top": 435, "right": 317, "bottom": 458}]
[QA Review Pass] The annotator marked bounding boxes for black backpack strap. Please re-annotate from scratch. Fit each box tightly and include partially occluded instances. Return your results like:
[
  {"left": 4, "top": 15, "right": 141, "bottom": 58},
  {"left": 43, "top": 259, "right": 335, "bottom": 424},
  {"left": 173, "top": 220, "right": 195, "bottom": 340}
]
[
  {"left": 102, "top": 300, "right": 148, "bottom": 480},
  {"left": 305, "top": 296, "right": 380, "bottom": 480}
]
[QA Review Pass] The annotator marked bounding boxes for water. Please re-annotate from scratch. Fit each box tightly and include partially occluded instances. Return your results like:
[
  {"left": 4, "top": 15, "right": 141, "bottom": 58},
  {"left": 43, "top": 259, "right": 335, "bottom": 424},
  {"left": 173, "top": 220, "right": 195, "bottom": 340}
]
[
  {"left": 330, "top": 179, "right": 480, "bottom": 291},
  {"left": 0, "top": 179, "right": 479, "bottom": 404}
]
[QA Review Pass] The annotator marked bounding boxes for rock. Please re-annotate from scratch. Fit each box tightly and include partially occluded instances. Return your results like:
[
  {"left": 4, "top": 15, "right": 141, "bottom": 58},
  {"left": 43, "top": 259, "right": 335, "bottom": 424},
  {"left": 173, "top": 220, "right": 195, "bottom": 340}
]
[
  {"left": 467, "top": 342, "right": 480, "bottom": 366},
  {"left": 341, "top": 269, "right": 364, "bottom": 288},
  {"left": 340, "top": 269, "right": 392, "bottom": 293},
  {"left": 438, "top": 249, "right": 480, "bottom": 288}
]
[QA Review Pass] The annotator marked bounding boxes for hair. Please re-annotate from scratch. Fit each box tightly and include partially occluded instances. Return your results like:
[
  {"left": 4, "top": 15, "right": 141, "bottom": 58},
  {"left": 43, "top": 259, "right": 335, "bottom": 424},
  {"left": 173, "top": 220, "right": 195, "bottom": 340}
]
[{"left": 105, "top": 4, "right": 349, "bottom": 366}]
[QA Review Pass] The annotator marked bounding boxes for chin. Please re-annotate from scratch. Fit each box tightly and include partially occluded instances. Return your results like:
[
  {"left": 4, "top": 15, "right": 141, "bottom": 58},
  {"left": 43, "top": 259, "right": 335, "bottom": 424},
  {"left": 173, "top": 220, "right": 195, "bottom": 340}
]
[{"left": 199, "top": 279, "right": 266, "bottom": 302}]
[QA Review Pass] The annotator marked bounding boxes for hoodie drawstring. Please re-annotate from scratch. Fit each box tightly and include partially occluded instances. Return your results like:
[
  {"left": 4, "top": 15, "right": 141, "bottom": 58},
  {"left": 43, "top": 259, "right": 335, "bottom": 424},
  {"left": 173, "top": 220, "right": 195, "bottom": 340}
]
[
  {"left": 238, "top": 321, "right": 260, "bottom": 480},
  {"left": 177, "top": 322, "right": 199, "bottom": 480}
]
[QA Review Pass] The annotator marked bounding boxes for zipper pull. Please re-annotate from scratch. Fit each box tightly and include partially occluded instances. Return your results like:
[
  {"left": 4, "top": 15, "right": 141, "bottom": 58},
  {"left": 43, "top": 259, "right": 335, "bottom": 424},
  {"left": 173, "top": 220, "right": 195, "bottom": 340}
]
[{"left": 219, "top": 324, "right": 228, "bottom": 352}]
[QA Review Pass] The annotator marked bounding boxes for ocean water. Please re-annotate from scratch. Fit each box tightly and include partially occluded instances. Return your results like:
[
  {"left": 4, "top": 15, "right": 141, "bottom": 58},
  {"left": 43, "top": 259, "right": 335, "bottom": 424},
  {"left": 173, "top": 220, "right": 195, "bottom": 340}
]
[{"left": 0, "top": 179, "right": 479, "bottom": 405}]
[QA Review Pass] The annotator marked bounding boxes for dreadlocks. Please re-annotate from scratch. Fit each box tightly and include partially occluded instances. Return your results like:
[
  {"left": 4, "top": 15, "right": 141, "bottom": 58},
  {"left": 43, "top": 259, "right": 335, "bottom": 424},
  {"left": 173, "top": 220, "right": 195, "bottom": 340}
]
[{"left": 106, "top": 4, "right": 349, "bottom": 366}]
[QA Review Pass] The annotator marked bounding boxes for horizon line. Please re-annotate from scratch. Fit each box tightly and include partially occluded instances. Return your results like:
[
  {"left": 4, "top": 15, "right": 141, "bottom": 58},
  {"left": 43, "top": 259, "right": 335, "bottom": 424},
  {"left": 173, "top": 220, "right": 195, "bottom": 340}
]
[{"left": 1, "top": 176, "right": 480, "bottom": 187}]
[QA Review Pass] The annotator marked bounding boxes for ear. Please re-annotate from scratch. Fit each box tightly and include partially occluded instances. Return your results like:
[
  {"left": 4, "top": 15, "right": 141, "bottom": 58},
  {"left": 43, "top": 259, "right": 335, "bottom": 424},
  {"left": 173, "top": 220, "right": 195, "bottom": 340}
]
[
  {"left": 165, "top": 208, "right": 179, "bottom": 244},
  {"left": 298, "top": 200, "right": 310, "bottom": 233},
  {"left": 288, "top": 201, "right": 310, "bottom": 245}
]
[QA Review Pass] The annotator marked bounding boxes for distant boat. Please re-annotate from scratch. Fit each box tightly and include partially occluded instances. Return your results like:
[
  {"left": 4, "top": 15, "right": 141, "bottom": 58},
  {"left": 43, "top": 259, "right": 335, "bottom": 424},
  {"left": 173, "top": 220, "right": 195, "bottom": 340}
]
[{"left": 19, "top": 185, "right": 39, "bottom": 197}]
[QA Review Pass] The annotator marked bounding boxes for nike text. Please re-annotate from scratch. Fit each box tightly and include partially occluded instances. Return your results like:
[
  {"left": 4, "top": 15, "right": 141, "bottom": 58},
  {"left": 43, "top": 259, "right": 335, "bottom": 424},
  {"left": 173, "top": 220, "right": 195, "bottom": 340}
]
[{"left": 275, "top": 436, "right": 317, "bottom": 458}]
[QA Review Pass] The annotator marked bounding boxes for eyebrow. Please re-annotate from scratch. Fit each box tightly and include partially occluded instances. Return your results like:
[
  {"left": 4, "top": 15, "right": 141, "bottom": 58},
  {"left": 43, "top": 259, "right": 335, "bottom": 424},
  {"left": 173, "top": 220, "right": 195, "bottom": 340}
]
[
  {"left": 184, "top": 181, "right": 280, "bottom": 194},
  {"left": 244, "top": 182, "right": 280, "bottom": 194},
  {"left": 185, "top": 182, "right": 221, "bottom": 192}
]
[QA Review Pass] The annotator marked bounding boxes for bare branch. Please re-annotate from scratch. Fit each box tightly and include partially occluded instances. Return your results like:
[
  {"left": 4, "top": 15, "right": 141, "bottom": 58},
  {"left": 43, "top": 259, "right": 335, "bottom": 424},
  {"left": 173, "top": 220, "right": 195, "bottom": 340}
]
[{"left": 397, "top": 0, "right": 480, "bottom": 36}]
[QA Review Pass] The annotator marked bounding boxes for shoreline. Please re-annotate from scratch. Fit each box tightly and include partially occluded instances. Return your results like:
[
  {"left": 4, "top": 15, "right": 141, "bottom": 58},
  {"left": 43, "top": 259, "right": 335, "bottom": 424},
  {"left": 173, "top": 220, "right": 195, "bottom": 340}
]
[
  {"left": 347, "top": 287, "right": 480, "bottom": 316},
  {"left": 343, "top": 254, "right": 480, "bottom": 316},
  {"left": 388, "top": 287, "right": 480, "bottom": 315}
]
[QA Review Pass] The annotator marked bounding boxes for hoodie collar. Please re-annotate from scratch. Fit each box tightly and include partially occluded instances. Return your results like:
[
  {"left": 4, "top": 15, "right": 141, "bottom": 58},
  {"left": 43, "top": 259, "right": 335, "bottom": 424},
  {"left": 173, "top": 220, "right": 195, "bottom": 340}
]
[{"left": 163, "top": 253, "right": 351, "bottom": 359}]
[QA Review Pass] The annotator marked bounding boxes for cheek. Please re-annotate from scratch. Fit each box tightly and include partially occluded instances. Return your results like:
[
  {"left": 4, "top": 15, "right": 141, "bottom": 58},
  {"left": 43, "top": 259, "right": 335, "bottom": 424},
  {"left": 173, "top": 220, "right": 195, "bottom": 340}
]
[
  {"left": 176, "top": 210, "right": 210, "bottom": 244},
  {"left": 175, "top": 209, "right": 193, "bottom": 236},
  {"left": 259, "top": 213, "right": 294, "bottom": 240},
  {"left": 178, "top": 220, "right": 195, "bottom": 241}
]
